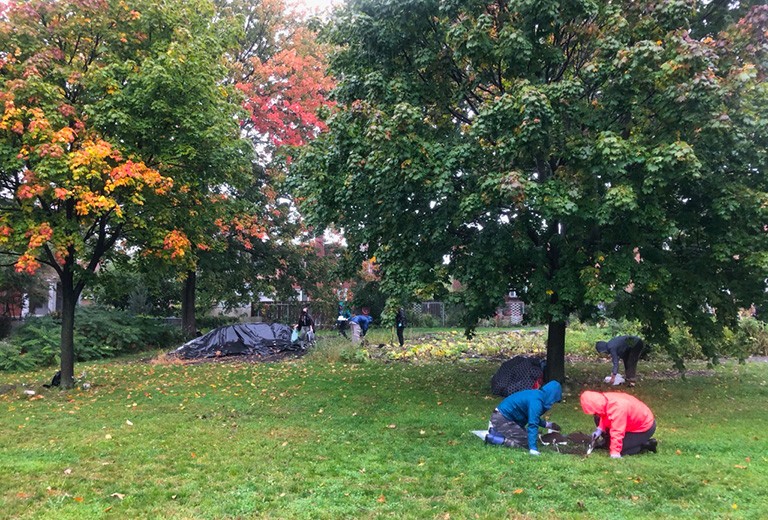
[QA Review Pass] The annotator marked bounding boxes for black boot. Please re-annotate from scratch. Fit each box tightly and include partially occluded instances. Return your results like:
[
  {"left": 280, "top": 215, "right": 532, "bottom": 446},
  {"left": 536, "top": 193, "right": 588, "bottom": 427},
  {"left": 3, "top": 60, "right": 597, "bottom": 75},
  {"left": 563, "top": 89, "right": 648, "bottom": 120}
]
[{"left": 641, "top": 438, "right": 658, "bottom": 453}]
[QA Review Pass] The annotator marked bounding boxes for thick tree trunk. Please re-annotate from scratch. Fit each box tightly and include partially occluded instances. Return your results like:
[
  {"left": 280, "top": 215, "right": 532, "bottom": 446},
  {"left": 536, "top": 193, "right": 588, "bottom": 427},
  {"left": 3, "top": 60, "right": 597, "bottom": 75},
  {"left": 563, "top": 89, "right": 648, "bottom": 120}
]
[
  {"left": 545, "top": 319, "right": 566, "bottom": 384},
  {"left": 59, "top": 271, "right": 77, "bottom": 389},
  {"left": 181, "top": 269, "right": 197, "bottom": 339}
]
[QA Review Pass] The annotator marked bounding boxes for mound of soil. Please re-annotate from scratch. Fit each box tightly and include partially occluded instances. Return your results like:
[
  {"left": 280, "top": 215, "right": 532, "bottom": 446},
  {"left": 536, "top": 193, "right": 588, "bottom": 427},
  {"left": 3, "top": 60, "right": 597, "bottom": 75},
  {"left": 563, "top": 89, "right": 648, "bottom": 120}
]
[{"left": 540, "top": 431, "right": 595, "bottom": 455}]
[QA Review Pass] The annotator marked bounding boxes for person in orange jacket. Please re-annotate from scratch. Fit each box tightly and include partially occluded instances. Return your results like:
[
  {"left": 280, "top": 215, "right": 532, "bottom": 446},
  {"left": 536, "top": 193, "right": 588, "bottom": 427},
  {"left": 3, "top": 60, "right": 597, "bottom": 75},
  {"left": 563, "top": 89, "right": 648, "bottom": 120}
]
[{"left": 580, "top": 391, "right": 657, "bottom": 458}]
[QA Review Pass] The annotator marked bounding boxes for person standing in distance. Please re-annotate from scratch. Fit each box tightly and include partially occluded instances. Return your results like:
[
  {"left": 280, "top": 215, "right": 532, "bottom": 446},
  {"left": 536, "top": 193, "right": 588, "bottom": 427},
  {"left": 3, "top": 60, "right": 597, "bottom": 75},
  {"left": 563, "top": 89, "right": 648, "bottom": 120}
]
[
  {"left": 395, "top": 307, "right": 407, "bottom": 347},
  {"left": 296, "top": 307, "right": 315, "bottom": 342}
]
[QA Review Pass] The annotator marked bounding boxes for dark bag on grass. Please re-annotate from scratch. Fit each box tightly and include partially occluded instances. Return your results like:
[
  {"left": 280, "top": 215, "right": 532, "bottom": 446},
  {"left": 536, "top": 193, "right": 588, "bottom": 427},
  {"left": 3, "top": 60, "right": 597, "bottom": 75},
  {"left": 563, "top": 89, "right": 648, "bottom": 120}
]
[
  {"left": 43, "top": 370, "right": 61, "bottom": 388},
  {"left": 491, "top": 356, "right": 544, "bottom": 397}
]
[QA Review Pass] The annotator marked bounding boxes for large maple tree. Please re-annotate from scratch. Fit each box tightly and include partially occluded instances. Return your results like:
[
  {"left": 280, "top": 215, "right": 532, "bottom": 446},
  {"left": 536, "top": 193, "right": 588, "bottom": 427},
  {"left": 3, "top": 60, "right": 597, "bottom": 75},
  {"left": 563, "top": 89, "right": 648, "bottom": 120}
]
[
  {"left": 292, "top": 0, "right": 768, "bottom": 381},
  {"left": 0, "top": 0, "right": 248, "bottom": 386},
  {"left": 166, "top": 0, "right": 338, "bottom": 330}
]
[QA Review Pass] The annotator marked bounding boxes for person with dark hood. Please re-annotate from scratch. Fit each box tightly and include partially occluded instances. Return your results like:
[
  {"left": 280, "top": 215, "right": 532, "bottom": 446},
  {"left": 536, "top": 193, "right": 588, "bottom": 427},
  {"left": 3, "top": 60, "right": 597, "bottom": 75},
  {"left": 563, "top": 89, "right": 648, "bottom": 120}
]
[
  {"left": 580, "top": 390, "right": 657, "bottom": 458},
  {"left": 395, "top": 307, "right": 407, "bottom": 347},
  {"left": 595, "top": 335, "right": 646, "bottom": 387},
  {"left": 296, "top": 307, "right": 315, "bottom": 342},
  {"left": 488, "top": 380, "right": 563, "bottom": 455}
]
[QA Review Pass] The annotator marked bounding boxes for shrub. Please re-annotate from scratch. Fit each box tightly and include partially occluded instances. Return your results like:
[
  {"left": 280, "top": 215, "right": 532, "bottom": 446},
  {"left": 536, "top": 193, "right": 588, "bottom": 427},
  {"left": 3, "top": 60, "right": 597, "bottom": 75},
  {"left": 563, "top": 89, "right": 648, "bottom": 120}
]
[
  {"left": 738, "top": 318, "right": 768, "bottom": 357},
  {"left": 0, "top": 340, "right": 49, "bottom": 372},
  {"left": 0, "top": 316, "right": 13, "bottom": 339},
  {"left": 0, "top": 307, "right": 183, "bottom": 371}
]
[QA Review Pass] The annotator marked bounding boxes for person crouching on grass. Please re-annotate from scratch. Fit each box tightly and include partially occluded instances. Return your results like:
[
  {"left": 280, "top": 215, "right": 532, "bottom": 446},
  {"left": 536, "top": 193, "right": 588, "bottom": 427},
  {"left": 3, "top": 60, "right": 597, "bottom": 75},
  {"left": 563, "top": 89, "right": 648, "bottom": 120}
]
[
  {"left": 580, "top": 391, "right": 657, "bottom": 458},
  {"left": 488, "top": 381, "right": 562, "bottom": 456},
  {"left": 595, "top": 335, "right": 646, "bottom": 387}
]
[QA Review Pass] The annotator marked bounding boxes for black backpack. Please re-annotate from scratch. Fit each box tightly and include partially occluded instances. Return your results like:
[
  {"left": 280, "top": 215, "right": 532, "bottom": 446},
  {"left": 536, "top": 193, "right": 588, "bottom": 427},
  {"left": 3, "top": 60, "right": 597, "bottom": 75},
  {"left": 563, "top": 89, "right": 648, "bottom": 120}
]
[{"left": 43, "top": 370, "right": 61, "bottom": 388}]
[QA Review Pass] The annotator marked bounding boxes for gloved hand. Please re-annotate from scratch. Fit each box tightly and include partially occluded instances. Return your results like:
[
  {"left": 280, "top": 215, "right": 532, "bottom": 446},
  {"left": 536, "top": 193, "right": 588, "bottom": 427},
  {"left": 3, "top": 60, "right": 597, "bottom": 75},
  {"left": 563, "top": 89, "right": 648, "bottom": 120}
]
[
  {"left": 610, "top": 453, "right": 622, "bottom": 459},
  {"left": 545, "top": 421, "right": 561, "bottom": 431},
  {"left": 591, "top": 428, "right": 603, "bottom": 441},
  {"left": 529, "top": 449, "right": 540, "bottom": 456}
]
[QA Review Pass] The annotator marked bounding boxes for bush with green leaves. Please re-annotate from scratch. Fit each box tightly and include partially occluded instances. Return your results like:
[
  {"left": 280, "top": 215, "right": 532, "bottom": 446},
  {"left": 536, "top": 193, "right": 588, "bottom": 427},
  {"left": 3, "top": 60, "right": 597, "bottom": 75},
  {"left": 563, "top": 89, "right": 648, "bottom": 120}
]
[
  {"left": 736, "top": 318, "right": 768, "bottom": 357},
  {"left": 0, "top": 307, "right": 183, "bottom": 371}
]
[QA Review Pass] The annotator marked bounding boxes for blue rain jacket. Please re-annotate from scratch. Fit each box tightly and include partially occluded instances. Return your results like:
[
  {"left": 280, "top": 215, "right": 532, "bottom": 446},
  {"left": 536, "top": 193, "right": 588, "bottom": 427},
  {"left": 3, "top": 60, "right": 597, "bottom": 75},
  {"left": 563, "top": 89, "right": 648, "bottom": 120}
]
[{"left": 495, "top": 381, "right": 562, "bottom": 450}]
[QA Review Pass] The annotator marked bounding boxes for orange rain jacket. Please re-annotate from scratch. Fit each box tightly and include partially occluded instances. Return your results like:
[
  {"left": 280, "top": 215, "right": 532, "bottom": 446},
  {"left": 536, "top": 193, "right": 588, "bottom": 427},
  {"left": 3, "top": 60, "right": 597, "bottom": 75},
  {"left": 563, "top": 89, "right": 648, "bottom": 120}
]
[{"left": 580, "top": 391, "right": 655, "bottom": 456}]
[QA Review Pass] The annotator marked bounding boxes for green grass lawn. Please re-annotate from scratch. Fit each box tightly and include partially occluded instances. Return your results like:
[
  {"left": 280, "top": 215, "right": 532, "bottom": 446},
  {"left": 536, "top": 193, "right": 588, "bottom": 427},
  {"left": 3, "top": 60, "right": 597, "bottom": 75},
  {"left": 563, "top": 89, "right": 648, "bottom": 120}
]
[{"left": 1, "top": 333, "right": 767, "bottom": 519}]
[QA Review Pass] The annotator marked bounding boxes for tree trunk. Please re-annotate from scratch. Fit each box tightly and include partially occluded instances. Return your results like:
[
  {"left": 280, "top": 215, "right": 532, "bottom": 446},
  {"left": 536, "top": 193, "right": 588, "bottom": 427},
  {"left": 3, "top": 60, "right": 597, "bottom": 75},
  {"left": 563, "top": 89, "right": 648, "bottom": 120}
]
[
  {"left": 545, "top": 319, "right": 566, "bottom": 384},
  {"left": 59, "top": 271, "right": 77, "bottom": 389},
  {"left": 181, "top": 269, "right": 197, "bottom": 339}
]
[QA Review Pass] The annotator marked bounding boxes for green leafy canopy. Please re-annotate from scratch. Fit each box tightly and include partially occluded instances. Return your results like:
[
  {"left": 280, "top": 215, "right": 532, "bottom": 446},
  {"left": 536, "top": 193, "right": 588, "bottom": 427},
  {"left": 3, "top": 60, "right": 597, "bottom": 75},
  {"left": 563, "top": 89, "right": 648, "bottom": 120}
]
[{"left": 291, "top": 0, "right": 768, "bottom": 375}]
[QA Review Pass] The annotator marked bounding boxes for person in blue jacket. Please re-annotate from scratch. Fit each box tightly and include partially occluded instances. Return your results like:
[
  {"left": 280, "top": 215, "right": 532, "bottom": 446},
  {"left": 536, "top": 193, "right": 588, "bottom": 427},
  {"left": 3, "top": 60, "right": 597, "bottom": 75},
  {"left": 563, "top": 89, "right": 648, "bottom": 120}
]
[
  {"left": 348, "top": 313, "right": 373, "bottom": 342},
  {"left": 488, "top": 380, "right": 563, "bottom": 455}
]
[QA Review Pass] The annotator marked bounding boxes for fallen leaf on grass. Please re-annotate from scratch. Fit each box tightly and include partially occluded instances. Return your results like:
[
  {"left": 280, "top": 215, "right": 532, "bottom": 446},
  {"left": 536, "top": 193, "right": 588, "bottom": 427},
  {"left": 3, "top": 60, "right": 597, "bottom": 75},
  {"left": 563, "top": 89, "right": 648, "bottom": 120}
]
[
  {"left": 64, "top": 468, "right": 72, "bottom": 475},
  {"left": 73, "top": 497, "right": 83, "bottom": 503},
  {"left": 734, "top": 465, "right": 748, "bottom": 469},
  {"left": 513, "top": 489, "right": 524, "bottom": 494},
  {"left": 377, "top": 495, "right": 386, "bottom": 503}
]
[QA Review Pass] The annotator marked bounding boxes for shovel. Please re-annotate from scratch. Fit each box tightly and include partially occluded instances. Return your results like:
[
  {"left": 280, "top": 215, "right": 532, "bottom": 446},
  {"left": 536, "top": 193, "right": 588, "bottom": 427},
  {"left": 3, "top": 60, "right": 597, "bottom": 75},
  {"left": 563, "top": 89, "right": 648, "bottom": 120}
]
[{"left": 586, "top": 434, "right": 600, "bottom": 456}]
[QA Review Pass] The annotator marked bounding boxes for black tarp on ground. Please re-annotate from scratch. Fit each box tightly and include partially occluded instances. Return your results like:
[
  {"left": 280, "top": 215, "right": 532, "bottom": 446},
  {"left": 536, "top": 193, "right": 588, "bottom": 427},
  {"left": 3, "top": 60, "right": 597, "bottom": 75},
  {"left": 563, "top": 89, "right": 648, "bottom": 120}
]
[
  {"left": 171, "top": 322, "right": 299, "bottom": 359},
  {"left": 490, "top": 356, "right": 545, "bottom": 397}
]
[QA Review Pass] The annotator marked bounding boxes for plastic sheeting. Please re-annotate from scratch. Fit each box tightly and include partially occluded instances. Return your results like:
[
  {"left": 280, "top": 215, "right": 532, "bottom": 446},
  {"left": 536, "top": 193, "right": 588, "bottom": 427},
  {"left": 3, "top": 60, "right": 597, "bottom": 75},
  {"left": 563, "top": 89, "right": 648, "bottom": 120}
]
[{"left": 171, "top": 322, "right": 298, "bottom": 359}]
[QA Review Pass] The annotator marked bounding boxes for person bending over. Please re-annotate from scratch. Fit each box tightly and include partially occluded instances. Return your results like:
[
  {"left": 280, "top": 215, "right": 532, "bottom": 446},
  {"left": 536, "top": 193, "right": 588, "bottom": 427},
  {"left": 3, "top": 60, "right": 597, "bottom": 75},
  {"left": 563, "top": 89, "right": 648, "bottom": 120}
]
[{"left": 596, "top": 335, "right": 646, "bottom": 387}]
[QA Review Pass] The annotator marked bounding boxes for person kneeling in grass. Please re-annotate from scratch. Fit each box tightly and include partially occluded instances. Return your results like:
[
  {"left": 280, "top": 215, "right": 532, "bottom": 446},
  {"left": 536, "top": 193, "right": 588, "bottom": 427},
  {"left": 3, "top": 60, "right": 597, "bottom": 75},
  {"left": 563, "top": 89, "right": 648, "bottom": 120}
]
[
  {"left": 580, "top": 391, "right": 657, "bottom": 458},
  {"left": 488, "top": 381, "right": 562, "bottom": 456}
]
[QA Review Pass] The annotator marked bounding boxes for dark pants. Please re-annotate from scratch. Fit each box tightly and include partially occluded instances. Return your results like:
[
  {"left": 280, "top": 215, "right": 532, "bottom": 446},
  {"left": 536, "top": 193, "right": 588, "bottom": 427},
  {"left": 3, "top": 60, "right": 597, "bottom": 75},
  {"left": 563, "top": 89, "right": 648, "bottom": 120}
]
[
  {"left": 490, "top": 410, "right": 527, "bottom": 448},
  {"left": 622, "top": 340, "right": 645, "bottom": 382},
  {"left": 595, "top": 416, "right": 656, "bottom": 455},
  {"left": 337, "top": 320, "right": 348, "bottom": 338},
  {"left": 396, "top": 326, "right": 405, "bottom": 346}
]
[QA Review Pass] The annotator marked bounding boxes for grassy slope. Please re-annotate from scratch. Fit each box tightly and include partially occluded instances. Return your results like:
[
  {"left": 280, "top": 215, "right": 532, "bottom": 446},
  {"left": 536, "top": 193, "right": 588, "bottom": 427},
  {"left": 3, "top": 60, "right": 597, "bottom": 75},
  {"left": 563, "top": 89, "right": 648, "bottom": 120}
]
[{"left": 1, "top": 336, "right": 767, "bottom": 519}]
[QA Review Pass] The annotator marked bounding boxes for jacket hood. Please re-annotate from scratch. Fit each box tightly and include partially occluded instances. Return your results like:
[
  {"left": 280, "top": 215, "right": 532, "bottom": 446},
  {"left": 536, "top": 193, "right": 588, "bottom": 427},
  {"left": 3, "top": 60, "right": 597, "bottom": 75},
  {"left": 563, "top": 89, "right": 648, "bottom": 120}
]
[
  {"left": 595, "top": 341, "right": 609, "bottom": 353},
  {"left": 540, "top": 381, "right": 562, "bottom": 408},
  {"left": 580, "top": 391, "right": 607, "bottom": 415}
]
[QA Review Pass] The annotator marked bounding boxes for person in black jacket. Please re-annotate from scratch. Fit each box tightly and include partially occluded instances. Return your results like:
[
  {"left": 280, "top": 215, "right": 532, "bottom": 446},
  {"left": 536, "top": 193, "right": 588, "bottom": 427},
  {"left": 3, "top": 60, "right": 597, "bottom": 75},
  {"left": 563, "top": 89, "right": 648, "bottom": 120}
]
[
  {"left": 395, "top": 307, "right": 407, "bottom": 347},
  {"left": 296, "top": 307, "right": 315, "bottom": 342},
  {"left": 596, "top": 335, "right": 646, "bottom": 387}
]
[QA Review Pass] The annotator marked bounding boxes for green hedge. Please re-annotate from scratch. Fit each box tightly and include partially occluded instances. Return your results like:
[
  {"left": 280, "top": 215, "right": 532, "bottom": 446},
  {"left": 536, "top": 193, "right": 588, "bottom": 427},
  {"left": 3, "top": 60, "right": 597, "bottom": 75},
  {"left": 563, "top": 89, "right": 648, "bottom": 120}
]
[{"left": 0, "top": 306, "right": 184, "bottom": 372}]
